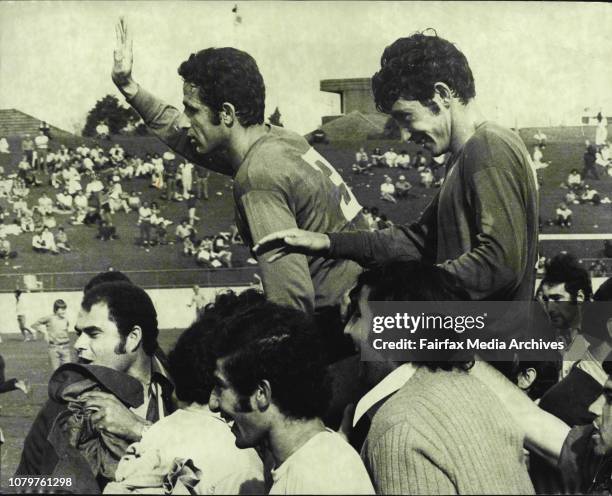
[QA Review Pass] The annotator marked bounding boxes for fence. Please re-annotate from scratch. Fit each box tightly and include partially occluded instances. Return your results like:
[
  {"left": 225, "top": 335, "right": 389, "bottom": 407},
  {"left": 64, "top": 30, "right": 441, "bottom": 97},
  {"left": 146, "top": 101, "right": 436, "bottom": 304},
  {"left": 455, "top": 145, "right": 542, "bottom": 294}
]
[{"left": 0, "top": 267, "right": 260, "bottom": 293}]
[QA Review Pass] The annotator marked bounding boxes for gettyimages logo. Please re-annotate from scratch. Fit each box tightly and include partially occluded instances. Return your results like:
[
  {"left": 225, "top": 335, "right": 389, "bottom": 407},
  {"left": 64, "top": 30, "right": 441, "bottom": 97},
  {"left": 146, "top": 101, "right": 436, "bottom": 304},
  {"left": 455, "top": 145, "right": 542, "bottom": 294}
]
[{"left": 364, "top": 301, "right": 562, "bottom": 362}]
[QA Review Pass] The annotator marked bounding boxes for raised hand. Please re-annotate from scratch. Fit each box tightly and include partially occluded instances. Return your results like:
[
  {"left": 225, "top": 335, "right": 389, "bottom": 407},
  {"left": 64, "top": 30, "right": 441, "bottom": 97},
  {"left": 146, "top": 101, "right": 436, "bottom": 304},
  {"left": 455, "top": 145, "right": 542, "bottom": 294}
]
[
  {"left": 253, "top": 228, "right": 330, "bottom": 263},
  {"left": 112, "top": 17, "right": 138, "bottom": 97}
]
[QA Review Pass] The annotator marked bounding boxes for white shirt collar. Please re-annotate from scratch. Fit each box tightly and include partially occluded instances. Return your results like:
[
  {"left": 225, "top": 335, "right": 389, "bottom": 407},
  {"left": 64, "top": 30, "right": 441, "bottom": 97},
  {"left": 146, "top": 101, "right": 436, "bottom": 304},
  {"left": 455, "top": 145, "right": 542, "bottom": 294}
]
[{"left": 353, "top": 363, "right": 416, "bottom": 427}]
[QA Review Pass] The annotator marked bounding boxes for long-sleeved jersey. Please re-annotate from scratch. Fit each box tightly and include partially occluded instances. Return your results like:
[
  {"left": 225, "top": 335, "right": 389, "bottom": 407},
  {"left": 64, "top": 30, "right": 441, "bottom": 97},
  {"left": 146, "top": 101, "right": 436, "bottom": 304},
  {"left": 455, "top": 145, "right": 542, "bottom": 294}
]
[{"left": 128, "top": 88, "right": 367, "bottom": 313}]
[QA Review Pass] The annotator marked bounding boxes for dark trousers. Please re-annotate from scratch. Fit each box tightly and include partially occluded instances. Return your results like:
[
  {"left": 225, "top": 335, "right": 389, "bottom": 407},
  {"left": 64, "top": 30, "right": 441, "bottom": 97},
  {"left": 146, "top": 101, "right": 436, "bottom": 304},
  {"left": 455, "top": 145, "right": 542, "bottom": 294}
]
[
  {"left": 314, "top": 306, "right": 364, "bottom": 430},
  {"left": 0, "top": 354, "right": 18, "bottom": 394},
  {"left": 583, "top": 164, "right": 600, "bottom": 180}
]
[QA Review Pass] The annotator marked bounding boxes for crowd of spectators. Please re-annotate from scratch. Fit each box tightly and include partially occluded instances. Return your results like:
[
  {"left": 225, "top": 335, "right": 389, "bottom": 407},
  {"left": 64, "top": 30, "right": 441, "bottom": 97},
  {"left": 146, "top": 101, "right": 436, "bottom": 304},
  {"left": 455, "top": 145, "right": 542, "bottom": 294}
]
[{"left": 0, "top": 135, "right": 232, "bottom": 266}]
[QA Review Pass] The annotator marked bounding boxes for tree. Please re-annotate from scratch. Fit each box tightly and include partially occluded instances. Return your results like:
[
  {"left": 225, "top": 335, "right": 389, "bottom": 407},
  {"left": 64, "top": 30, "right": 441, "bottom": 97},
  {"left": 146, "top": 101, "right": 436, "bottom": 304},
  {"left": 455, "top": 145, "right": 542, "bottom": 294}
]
[
  {"left": 82, "top": 95, "right": 140, "bottom": 137},
  {"left": 268, "top": 107, "right": 283, "bottom": 127}
]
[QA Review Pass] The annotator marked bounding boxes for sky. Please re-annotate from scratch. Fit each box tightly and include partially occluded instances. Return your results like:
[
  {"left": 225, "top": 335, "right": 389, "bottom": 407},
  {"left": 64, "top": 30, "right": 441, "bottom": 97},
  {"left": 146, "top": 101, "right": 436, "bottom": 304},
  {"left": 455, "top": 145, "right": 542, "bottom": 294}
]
[{"left": 1, "top": 1, "right": 611, "bottom": 135}]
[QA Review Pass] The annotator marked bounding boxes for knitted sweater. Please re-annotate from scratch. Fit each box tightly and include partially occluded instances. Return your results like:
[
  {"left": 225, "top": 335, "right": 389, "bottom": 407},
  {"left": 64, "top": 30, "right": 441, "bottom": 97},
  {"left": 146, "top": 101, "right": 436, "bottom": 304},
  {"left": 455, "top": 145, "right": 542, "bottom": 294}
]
[{"left": 362, "top": 366, "right": 535, "bottom": 495}]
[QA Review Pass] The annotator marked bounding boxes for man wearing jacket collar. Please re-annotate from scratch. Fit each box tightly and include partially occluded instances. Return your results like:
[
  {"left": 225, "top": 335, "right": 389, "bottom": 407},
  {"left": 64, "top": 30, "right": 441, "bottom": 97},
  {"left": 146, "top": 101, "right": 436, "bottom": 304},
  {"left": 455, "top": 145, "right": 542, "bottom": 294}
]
[{"left": 15, "top": 281, "right": 174, "bottom": 493}]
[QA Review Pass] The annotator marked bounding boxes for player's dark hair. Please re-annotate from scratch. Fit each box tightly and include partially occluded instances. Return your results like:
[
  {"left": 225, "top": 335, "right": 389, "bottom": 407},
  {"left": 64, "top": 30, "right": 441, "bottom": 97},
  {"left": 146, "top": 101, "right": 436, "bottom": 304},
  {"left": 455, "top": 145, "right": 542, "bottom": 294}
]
[
  {"left": 53, "top": 299, "right": 67, "bottom": 313},
  {"left": 372, "top": 30, "right": 476, "bottom": 113},
  {"left": 178, "top": 48, "right": 265, "bottom": 127},
  {"left": 542, "top": 253, "right": 593, "bottom": 301},
  {"left": 215, "top": 301, "right": 331, "bottom": 419},
  {"left": 84, "top": 270, "right": 132, "bottom": 293},
  {"left": 81, "top": 281, "right": 158, "bottom": 355},
  {"left": 348, "top": 261, "right": 473, "bottom": 371},
  {"left": 168, "top": 289, "right": 265, "bottom": 404}
]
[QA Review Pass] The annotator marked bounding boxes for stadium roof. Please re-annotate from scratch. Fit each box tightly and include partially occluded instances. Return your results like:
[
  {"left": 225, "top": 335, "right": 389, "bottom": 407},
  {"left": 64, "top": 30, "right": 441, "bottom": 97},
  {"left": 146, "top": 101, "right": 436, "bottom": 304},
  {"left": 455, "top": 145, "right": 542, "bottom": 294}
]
[{"left": 0, "top": 108, "right": 74, "bottom": 138}]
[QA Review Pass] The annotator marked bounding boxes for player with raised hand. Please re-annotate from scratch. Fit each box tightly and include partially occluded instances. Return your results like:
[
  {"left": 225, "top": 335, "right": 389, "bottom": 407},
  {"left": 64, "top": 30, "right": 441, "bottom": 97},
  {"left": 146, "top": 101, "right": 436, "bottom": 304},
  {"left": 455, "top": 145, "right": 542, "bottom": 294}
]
[{"left": 111, "top": 18, "right": 367, "bottom": 346}]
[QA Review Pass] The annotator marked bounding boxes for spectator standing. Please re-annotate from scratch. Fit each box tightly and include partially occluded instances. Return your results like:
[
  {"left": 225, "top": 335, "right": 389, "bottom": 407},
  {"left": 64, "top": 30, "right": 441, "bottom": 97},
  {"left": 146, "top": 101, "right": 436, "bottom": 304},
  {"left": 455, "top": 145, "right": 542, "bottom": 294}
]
[
  {"left": 194, "top": 168, "right": 209, "bottom": 200},
  {"left": 583, "top": 144, "right": 600, "bottom": 180},
  {"left": 32, "top": 299, "right": 72, "bottom": 370},
  {"left": 187, "top": 285, "right": 208, "bottom": 319},
  {"left": 162, "top": 151, "right": 178, "bottom": 200},
  {"left": 596, "top": 113, "right": 608, "bottom": 149},
  {"left": 179, "top": 161, "right": 194, "bottom": 198},
  {"left": 186, "top": 191, "right": 199, "bottom": 226},
  {"left": 21, "top": 134, "right": 34, "bottom": 166},
  {"left": 34, "top": 130, "right": 49, "bottom": 173},
  {"left": 138, "top": 201, "right": 153, "bottom": 250},
  {"left": 15, "top": 290, "right": 35, "bottom": 341}
]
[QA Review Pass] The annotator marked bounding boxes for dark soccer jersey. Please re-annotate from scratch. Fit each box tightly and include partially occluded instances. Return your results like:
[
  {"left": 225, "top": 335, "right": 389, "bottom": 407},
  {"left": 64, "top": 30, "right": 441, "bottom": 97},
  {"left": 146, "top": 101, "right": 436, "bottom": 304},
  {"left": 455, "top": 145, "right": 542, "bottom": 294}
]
[{"left": 234, "top": 126, "right": 367, "bottom": 312}]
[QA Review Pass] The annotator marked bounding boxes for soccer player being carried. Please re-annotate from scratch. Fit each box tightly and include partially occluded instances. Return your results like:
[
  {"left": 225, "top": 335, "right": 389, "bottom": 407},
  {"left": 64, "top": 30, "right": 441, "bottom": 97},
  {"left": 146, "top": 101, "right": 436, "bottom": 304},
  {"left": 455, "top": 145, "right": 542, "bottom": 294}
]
[
  {"left": 111, "top": 18, "right": 367, "bottom": 355},
  {"left": 256, "top": 31, "right": 538, "bottom": 303}
]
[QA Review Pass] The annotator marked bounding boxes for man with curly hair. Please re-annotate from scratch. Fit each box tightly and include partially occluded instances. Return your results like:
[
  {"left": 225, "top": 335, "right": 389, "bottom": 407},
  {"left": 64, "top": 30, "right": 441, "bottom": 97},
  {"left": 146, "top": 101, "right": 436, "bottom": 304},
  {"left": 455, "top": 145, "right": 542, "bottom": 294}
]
[
  {"left": 208, "top": 300, "right": 375, "bottom": 494},
  {"left": 111, "top": 19, "right": 367, "bottom": 337},
  {"left": 256, "top": 31, "right": 538, "bottom": 302}
]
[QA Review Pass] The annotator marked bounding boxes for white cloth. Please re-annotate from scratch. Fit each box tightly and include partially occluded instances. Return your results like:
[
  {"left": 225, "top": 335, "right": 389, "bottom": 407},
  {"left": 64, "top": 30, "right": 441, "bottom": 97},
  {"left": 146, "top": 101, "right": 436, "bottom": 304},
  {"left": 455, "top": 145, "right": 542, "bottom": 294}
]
[
  {"left": 34, "top": 134, "right": 49, "bottom": 150},
  {"left": 269, "top": 429, "right": 374, "bottom": 494},
  {"left": 380, "top": 182, "right": 395, "bottom": 195},
  {"left": 353, "top": 363, "right": 417, "bottom": 427},
  {"left": 105, "top": 404, "right": 265, "bottom": 495}
]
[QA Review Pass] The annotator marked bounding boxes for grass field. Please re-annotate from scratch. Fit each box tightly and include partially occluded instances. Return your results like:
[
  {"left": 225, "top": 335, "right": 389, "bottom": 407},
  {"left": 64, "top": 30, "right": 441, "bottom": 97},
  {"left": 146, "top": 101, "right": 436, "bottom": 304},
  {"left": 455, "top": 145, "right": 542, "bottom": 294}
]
[
  {"left": 1, "top": 124, "right": 611, "bottom": 292},
  {"left": 0, "top": 328, "right": 183, "bottom": 490}
]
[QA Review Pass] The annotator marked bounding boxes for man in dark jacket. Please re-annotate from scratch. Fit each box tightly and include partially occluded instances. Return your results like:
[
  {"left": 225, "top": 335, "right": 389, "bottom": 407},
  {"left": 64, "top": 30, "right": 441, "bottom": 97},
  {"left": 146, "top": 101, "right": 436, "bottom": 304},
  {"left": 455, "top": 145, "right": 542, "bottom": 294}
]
[{"left": 15, "top": 281, "right": 174, "bottom": 493}]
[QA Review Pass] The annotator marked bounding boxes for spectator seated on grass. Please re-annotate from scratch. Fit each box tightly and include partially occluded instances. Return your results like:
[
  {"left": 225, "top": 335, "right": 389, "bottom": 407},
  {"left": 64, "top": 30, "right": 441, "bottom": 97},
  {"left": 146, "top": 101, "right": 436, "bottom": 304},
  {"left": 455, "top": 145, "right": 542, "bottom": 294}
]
[
  {"left": 71, "top": 191, "right": 89, "bottom": 224},
  {"left": 382, "top": 147, "right": 398, "bottom": 168},
  {"left": 352, "top": 147, "right": 372, "bottom": 175},
  {"left": 127, "top": 191, "right": 141, "bottom": 211},
  {"left": 175, "top": 219, "right": 193, "bottom": 243},
  {"left": 362, "top": 207, "right": 376, "bottom": 231},
  {"left": 196, "top": 238, "right": 216, "bottom": 267},
  {"left": 109, "top": 143, "right": 125, "bottom": 165},
  {"left": 380, "top": 176, "right": 397, "bottom": 203},
  {"left": 183, "top": 231, "right": 197, "bottom": 256},
  {"left": 0, "top": 233, "right": 17, "bottom": 264},
  {"left": 377, "top": 213, "right": 393, "bottom": 230},
  {"left": 55, "top": 189, "right": 73, "bottom": 213},
  {"left": 371, "top": 147, "right": 383, "bottom": 167},
  {"left": 37, "top": 192, "right": 53, "bottom": 216},
  {"left": 579, "top": 184, "right": 601, "bottom": 205},
  {"left": 420, "top": 166, "right": 435, "bottom": 188},
  {"left": 564, "top": 169, "right": 583, "bottom": 190},
  {"left": 32, "top": 226, "right": 58, "bottom": 254},
  {"left": 556, "top": 202, "right": 573, "bottom": 228},
  {"left": 135, "top": 154, "right": 153, "bottom": 177},
  {"left": 150, "top": 210, "right": 173, "bottom": 245},
  {"left": 109, "top": 179, "right": 130, "bottom": 213},
  {"left": 396, "top": 150, "right": 411, "bottom": 169},
  {"left": 395, "top": 174, "right": 413, "bottom": 198},
  {"left": 55, "top": 226, "right": 71, "bottom": 253},
  {"left": 212, "top": 235, "right": 232, "bottom": 268},
  {"left": 533, "top": 144, "right": 551, "bottom": 170},
  {"left": 85, "top": 175, "right": 104, "bottom": 196},
  {"left": 97, "top": 205, "right": 118, "bottom": 241},
  {"left": 412, "top": 150, "right": 428, "bottom": 169}
]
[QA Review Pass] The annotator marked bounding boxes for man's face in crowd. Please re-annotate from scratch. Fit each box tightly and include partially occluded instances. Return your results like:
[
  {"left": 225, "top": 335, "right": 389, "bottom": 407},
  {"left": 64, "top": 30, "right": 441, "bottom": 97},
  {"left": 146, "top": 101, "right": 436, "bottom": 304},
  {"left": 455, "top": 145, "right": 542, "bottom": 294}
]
[
  {"left": 209, "top": 358, "right": 266, "bottom": 449},
  {"left": 344, "top": 285, "right": 373, "bottom": 355},
  {"left": 182, "top": 81, "right": 226, "bottom": 155},
  {"left": 591, "top": 377, "right": 612, "bottom": 456},
  {"left": 391, "top": 95, "right": 451, "bottom": 156},
  {"left": 55, "top": 307, "right": 67, "bottom": 319},
  {"left": 74, "top": 302, "right": 131, "bottom": 371},
  {"left": 541, "top": 282, "right": 582, "bottom": 330}
]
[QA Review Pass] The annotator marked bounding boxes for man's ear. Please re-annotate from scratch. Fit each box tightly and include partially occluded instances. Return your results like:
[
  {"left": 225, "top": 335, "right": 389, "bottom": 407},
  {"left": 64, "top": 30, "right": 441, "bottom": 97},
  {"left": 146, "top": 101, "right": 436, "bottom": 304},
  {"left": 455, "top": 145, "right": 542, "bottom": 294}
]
[
  {"left": 125, "top": 325, "right": 143, "bottom": 353},
  {"left": 255, "top": 379, "right": 272, "bottom": 411},
  {"left": 576, "top": 289, "right": 586, "bottom": 303},
  {"left": 517, "top": 368, "right": 537, "bottom": 392},
  {"left": 220, "top": 103, "right": 236, "bottom": 127},
  {"left": 433, "top": 82, "right": 453, "bottom": 107}
]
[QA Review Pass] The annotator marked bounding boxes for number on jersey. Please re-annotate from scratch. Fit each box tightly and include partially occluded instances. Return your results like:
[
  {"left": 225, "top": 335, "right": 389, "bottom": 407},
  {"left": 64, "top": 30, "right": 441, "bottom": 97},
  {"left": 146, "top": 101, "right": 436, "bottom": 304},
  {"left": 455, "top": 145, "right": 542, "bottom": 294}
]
[{"left": 301, "top": 148, "right": 362, "bottom": 221}]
